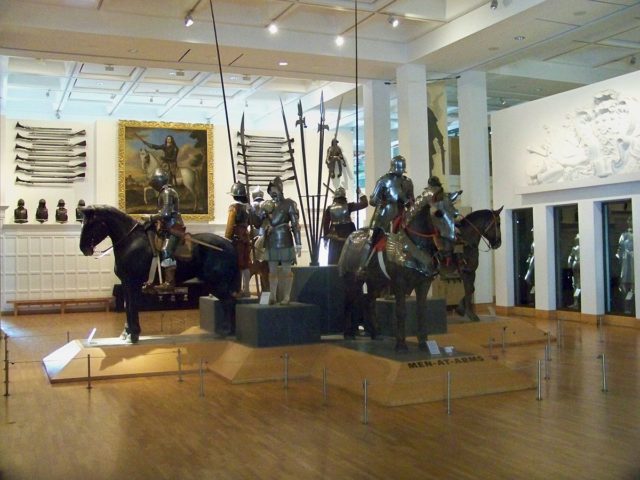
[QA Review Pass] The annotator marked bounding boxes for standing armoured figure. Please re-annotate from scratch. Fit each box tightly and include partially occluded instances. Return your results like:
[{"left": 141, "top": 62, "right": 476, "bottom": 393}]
[
  {"left": 55, "top": 199, "right": 68, "bottom": 223},
  {"left": 616, "top": 219, "right": 634, "bottom": 303},
  {"left": 326, "top": 139, "right": 346, "bottom": 188},
  {"left": 14, "top": 199, "right": 28, "bottom": 223},
  {"left": 249, "top": 186, "right": 269, "bottom": 291},
  {"left": 225, "top": 182, "right": 252, "bottom": 297},
  {"left": 137, "top": 134, "right": 179, "bottom": 186},
  {"left": 263, "top": 176, "right": 302, "bottom": 305},
  {"left": 145, "top": 168, "right": 183, "bottom": 293},
  {"left": 322, "top": 187, "right": 367, "bottom": 264},
  {"left": 35, "top": 199, "right": 48, "bottom": 223},
  {"left": 369, "top": 155, "right": 414, "bottom": 232},
  {"left": 567, "top": 233, "right": 580, "bottom": 307}
]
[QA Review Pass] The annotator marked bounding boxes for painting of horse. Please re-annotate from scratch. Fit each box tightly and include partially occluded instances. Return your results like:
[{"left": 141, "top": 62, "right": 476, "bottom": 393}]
[
  {"left": 79, "top": 205, "right": 239, "bottom": 343},
  {"left": 339, "top": 191, "right": 502, "bottom": 352}
]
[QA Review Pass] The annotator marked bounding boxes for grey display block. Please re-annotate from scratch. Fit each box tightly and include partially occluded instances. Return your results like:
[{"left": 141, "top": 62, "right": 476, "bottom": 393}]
[
  {"left": 236, "top": 302, "right": 321, "bottom": 347},
  {"left": 291, "top": 265, "right": 344, "bottom": 334},
  {"left": 375, "top": 297, "right": 447, "bottom": 337},
  {"left": 199, "top": 296, "right": 257, "bottom": 334}
]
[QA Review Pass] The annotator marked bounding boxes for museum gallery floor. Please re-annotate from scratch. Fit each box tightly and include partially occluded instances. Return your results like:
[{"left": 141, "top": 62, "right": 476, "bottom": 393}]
[{"left": 1, "top": 310, "right": 639, "bottom": 480}]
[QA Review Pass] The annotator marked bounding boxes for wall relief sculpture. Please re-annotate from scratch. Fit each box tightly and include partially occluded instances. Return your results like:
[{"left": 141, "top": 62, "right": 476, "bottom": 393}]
[{"left": 526, "top": 89, "right": 640, "bottom": 185}]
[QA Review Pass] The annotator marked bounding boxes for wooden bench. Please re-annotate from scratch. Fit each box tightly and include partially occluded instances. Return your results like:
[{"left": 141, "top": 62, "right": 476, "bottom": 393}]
[{"left": 8, "top": 297, "right": 113, "bottom": 316}]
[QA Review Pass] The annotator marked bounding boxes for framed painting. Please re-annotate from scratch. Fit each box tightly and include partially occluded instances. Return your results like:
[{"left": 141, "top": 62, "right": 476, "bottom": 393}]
[{"left": 118, "top": 120, "right": 214, "bottom": 222}]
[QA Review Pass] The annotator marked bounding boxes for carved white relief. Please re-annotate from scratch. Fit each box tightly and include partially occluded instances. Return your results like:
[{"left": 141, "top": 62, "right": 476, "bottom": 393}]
[{"left": 526, "top": 89, "right": 640, "bottom": 185}]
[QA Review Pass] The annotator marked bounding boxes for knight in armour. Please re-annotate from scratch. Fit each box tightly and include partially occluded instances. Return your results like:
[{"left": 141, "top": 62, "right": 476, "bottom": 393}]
[
  {"left": 616, "top": 217, "right": 634, "bottom": 310},
  {"left": 326, "top": 138, "right": 347, "bottom": 188},
  {"left": 263, "top": 176, "right": 302, "bottom": 305},
  {"left": 55, "top": 199, "right": 68, "bottom": 223},
  {"left": 225, "top": 182, "right": 252, "bottom": 297},
  {"left": 322, "top": 187, "right": 367, "bottom": 264},
  {"left": 369, "top": 155, "right": 414, "bottom": 232},
  {"left": 14, "top": 199, "right": 28, "bottom": 223},
  {"left": 144, "top": 168, "right": 183, "bottom": 293},
  {"left": 35, "top": 199, "right": 48, "bottom": 223},
  {"left": 249, "top": 186, "right": 269, "bottom": 291},
  {"left": 423, "top": 175, "right": 462, "bottom": 268}
]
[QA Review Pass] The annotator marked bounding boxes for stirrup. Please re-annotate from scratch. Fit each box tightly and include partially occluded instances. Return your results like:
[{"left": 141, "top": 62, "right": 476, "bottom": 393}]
[{"left": 155, "top": 282, "right": 175, "bottom": 293}]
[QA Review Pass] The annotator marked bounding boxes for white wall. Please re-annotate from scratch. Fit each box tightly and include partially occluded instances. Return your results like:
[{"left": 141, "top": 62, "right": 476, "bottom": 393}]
[{"left": 492, "top": 70, "right": 640, "bottom": 318}]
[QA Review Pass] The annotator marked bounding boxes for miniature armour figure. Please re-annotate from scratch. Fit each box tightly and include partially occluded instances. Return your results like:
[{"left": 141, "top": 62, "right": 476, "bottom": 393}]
[
  {"left": 76, "top": 199, "right": 86, "bottom": 222},
  {"left": 369, "top": 155, "right": 414, "bottom": 232},
  {"left": 55, "top": 199, "right": 68, "bottom": 223},
  {"left": 35, "top": 199, "right": 48, "bottom": 223},
  {"left": 322, "top": 187, "right": 367, "bottom": 264},
  {"left": 326, "top": 138, "right": 346, "bottom": 189},
  {"left": 14, "top": 199, "right": 28, "bottom": 223},
  {"left": 263, "top": 176, "right": 302, "bottom": 305},
  {"left": 225, "top": 182, "right": 252, "bottom": 297}
]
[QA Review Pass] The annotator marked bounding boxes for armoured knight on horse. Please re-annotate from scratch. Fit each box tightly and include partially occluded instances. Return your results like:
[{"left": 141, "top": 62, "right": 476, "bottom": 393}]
[{"left": 369, "top": 155, "right": 414, "bottom": 233}]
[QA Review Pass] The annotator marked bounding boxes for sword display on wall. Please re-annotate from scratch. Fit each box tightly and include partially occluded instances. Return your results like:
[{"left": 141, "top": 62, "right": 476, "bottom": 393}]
[
  {"left": 236, "top": 132, "right": 288, "bottom": 143},
  {"left": 15, "top": 140, "right": 87, "bottom": 150},
  {"left": 15, "top": 156, "right": 86, "bottom": 166},
  {"left": 16, "top": 165, "right": 85, "bottom": 175},
  {"left": 15, "top": 148, "right": 87, "bottom": 158},
  {"left": 16, "top": 122, "right": 86, "bottom": 135},
  {"left": 16, "top": 160, "right": 87, "bottom": 168},
  {"left": 16, "top": 174, "right": 85, "bottom": 185}
]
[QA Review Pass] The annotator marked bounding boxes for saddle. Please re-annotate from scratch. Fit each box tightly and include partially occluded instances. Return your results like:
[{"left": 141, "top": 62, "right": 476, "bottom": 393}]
[{"left": 146, "top": 224, "right": 193, "bottom": 262}]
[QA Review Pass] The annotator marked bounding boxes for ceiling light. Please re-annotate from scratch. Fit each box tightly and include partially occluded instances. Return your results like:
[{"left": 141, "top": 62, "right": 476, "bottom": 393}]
[
  {"left": 268, "top": 23, "right": 278, "bottom": 34},
  {"left": 278, "top": 61, "right": 288, "bottom": 66},
  {"left": 500, "top": 97, "right": 507, "bottom": 106},
  {"left": 104, "top": 65, "right": 114, "bottom": 72},
  {"left": 149, "top": 97, "right": 154, "bottom": 103},
  {"left": 490, "top": 0, "right": 498, "bottom": 10},
  {"left": 335, "top": 35, "right": 345, "bottom": 47},
  {"left": 388, "top": 16, "right": 399, "bottom": 28},
  {"left": 176, "top": 70, "right": 185, "bottom": 77},
  {"left": 184, "top": 13, "right": 194, "bottom": 27}
]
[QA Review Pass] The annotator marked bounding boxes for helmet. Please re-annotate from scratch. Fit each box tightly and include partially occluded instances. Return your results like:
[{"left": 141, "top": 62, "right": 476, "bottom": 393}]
[
  {"left": 17, "top": 198, "right": 25, "bottom": 207},
  {"left": 267, "top": 176, "right": 284, "bottom": 198},
  {"left": 77, "top": 199, "right": 86, "bottom": 207},
  {"left": 390, "top": 155, "right": 406, "bottom": 174},
  {"left": 57, "top": 199, "right": 65, "bottom": 207},
  {"left": 334, "top": 187, "right": 346, "bottom": 199},
  {"left": 428, "top": 176, "right": 442, "bottom": 187},
  {"left": 229, "top": 182, "right": 248, "bottom": 199},
  {"left": 331, "top": 138, "right": 339, "bottom": 146},
  {"left": 149, "top": 168, "right": 169, "bottom": 192},
  {"left": 252, "top": 186, "right": 264, "bottom": 201}
]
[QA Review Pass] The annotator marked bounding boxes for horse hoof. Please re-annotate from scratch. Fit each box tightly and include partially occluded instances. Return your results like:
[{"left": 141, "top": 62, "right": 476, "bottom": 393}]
[
  {"left": 120, "top": 330, "right": 128, "bottom": 341},
  {"left": 130, "top": 333, "right": 140, "bottom": 344},
  {"left": 395, "top": 341, "right": 409, "bottom": 353}
]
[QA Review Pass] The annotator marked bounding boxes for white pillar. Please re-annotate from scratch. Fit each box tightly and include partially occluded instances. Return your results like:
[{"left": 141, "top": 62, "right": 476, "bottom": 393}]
[
  {"left": 457, "top": 71, "right": 493, "bottom": 303},
  {"left": 533, "top": 205, "right": 556, "bottom": 311},
  {"left": 396, "top": 64, "right": 429, "bottom": 191},
  {"left": 363, "top": 80, "right": 391, "bottom": 199},
  {"left": 578, "top": 200, "right": 604, "bottom": 315}
]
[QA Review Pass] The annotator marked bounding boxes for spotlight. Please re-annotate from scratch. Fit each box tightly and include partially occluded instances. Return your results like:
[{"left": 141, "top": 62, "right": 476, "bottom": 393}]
[
  {"left": 335, "top": 35, "right": 345, "bottom": 47},
  {"left": 499, "top": 97, "right": 507, "bottom": 106},
  {"left": 268, "top": 23, "right": 278, "bottom": 34},
  {"left": 184, "top": 13, "right": 194, "bottom": 27},
  {"left": 388, "top": 16, "right": 399, "bottom": 28},
  {"left": 490, "top": 0, "right": 498, "bottom": 10}
]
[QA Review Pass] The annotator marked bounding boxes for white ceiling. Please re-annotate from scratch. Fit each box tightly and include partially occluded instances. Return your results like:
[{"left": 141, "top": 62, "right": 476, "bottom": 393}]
[{"left": 1, "top": 0, "right": 639, "bottom": 131}]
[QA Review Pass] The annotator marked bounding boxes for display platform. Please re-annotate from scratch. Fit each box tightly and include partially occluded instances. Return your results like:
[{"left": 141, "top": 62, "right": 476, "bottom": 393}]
[
  {"left": 199, "top": 295, "right": 258, "bottom": 334},
  {"left": 447, "top": 317, "right": 554, "bottom": 347},
  {"left": 375, "top": 297, "right": 447, "bottom": 336},
  {"left": 291, "top": 265, "right": 344, "bottom": 334}
]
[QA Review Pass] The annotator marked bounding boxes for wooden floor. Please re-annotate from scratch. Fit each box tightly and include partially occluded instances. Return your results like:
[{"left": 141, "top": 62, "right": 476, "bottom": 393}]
[{"left": 1, "top": 310, "right": 639, "bottom": 480}]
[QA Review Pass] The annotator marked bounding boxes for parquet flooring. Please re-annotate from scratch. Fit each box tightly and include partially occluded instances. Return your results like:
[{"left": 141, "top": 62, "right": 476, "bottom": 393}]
[{"left": 1, "top": 310, "right": 639, "bottom": 480}]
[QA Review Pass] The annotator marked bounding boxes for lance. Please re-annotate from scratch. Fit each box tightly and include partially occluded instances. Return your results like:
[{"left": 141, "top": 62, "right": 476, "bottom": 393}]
[
  {"left": 236, "top": 152, "right": 289, "bottom": 159},
  {"left": 16, "top": 133, "right": 86, "bottom": 144},
  {"left": 239, "top": 113, "right": 251, "bottom": 194},
  {"left": 16, "top": 164, "right": 85, "bottom": 174},
  {"left": 15, "top": 148, "right": 87, "bottom": 158},
  {"left": 15, "top": 168, "right": 85, "bottom": 178},
  {"left": 16, "top": 140, "right": 87, "bottom": 150},
  {"left": 281, "top": 99, "right": 312, "bottom": 255},
  {"left": 295, "top": 100, "right": 314, "bottom": 246},
  {"left": 16, "top": 154, "right": 87, "bottom": 163},
  {"left": 16, "top": 175, "right": 84, "bottom": 185},
  {"left": 18, "top": 172, "right": 85, "bottom": 180},
  {"left": 321, "top": 96, "right": 344, "bottom": 223},
  {"left": 314, "top": 92, "right": 330, "bottom": 259},
  {"left": 15, "top": 131, "right": 86, "bottom": 140},
  {"left": 16, "top": 122, "right": 84, "bottom": 134},
  {"left": 237, "top": 144, "right": 292, "bottom": 152},
  {"left": 16, "top": 157, "right": 86, "bottom": 167}
]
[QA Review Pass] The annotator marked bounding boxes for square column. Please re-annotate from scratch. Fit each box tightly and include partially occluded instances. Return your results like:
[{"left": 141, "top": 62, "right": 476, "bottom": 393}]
[{"left": 363, "top": 80, "right": 391, "bottom": 198}]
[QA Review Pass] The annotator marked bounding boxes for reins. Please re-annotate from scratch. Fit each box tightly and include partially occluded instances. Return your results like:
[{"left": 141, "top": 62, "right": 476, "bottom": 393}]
[
  {"left": 91, "top": 221, "right": 141, "bottom": 257},
  {"left": 458, "top": 211, "right": 499, "bottom": 251}
]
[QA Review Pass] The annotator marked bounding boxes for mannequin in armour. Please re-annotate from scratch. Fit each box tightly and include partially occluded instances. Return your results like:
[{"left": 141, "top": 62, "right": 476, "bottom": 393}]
[
  {"left": 524, "top": 241, "right": 535, "bottom": 294},
  {"left": 322, "top": 187, "right": 367, "bottom": 264},
  {"left": 225, "top": 182, "right": 252, "bottom": 297},
  {"left": 567, "top": 233, "right": 580, "bottom": 308},
  {"left": 143, "top": 168, "right": 183, "bottom": 293},
  {"left": 423, "top": 175, "right": 461, "bottom": 267},
  {"left": 76, "top": 199, "right": 86, "bottom": 222},
  {"left": 326, "top": 139, "right": 347, "bottom": 189},
  {"left": 616, "top": 218, "right": 634, "bottom": 309},
  {"left": 249, "top": 186, "right": 269, "bottom": 291},
  {"left": 55, "top": 199, "right": 68, "bottom": 223},
  {"left": 14, "top": 199, "right": 28, "bottom": 223},
  {"left": 369, "top": 155, "right": 414, "bottom": 232},
  {"left": 35, "top": 199, "right": 48, "bottom": 223},
  {"left": 263, "top": 176, "right": 302, "bottom": 305}
]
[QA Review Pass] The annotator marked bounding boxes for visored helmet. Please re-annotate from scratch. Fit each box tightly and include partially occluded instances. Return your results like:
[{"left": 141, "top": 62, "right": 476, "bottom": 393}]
[
  {"left": 428, "top": 176, "right": 442, "bottom": 188},
  {"left": 334, "top": 187, "right": 346, "bottom": 199},
  {"left": 150, "top": 168, "right": 169, "bottom": 192},
  {"left": 230, "top": 182, "right": 248, "bottom": 199},
  {"left": 267, "top": 176, "right": 284, "bottom": 199},
  {"left": 390, "top": 155, "right": 406, "bottom": 174},
  {"left": 252, "top": 186, "right": 264, "bottom": 201}
]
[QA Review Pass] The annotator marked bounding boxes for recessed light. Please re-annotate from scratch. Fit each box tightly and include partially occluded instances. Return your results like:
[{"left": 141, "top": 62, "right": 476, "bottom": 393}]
[
  {"left": 335, "top": 35, "right": 345, "bottom": 47},
  {"left": 268, "top": 23, "right": 278, "bottom": 34},
  {"left": 388, "top": 16, "right": 399, "bottom": 28},
  {"left": 278, "top": 61, "right": 288, "bottom": 66},
  {"left": 514, "top": 35, "right": 526, "bottom": 41},
  {"left": 104, "top": 65, "right": 114, "bottom": 72}
]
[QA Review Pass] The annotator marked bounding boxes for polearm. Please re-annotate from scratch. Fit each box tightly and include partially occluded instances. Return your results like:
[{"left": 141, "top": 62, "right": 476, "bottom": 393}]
[
  {"left": 239, "top": 113, "right": 251, "bottom": 194},
  {"left": 315, "top": 93, "right": 329, "bottom": 258},
  {"left": 207, "top": 0, "right": 235, "bottom": 183},
  {"left": 281, "top": 99, "right": 312, "bottom": 257},
  {"left": 295, "top": 100, "right": 315, "bottom": 249}
]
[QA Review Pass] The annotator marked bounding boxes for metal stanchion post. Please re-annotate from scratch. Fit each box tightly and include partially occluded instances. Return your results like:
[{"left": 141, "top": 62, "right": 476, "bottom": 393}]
[
  {"left": 546, "top": 331, "right": 552, "bottom": 361},
  {"left": 501, "top": 326, "right": 507, "bottom": 352},
  {"left": 556, "top": 318, "right": 562, "bottom": 349},
  {"left": 544, "top": 346, "right": 550, "bottom": 380},
  {"left": 4, "top": 334, "right": 9, "bottom": 397},
  {"left": 488, "top": 337, "right": 494, "bottom": 357},
  {"left": 597, "top": 354, "right": 608, "bottom": 392},
  {"left": 536, "top": 360, "right": 542, "bottom": 400},
  {"left": 177, "top": 348, "right": 183, "bottom": 383},
  {"left": 199, "top": 359, "right": 205, "bottom": 397},
  {"left": 362, "top": 379, "right": 369, "bottom": 425},
  {"left": 282, "top": 353, "right": 289, "bottom": 389},
  {"left": 86, "top": 354, "right": 92, "bottom": 390},
  {"left": 322, "top": 367, "right": 327, "bottom": 404},
  {"left": 67, "top": 331, "right": 70, "bottom": 343},
  {"left": 446, "top": 371, "right": 452, "bottom": 415}
]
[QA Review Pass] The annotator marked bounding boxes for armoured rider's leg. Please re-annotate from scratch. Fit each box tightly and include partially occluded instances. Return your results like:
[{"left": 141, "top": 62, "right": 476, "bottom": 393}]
[
  {"left": 268, "top": 261, "right": 279, "bottom": 305},
  {"left": 241, "top": 268, "right": 251, "bottom": 297},
  {"left": 279, "top": 263, "right": 294, "bottom": 305},
  {"left": 156, "top": 235, "right": 178, "bottom": 292}
]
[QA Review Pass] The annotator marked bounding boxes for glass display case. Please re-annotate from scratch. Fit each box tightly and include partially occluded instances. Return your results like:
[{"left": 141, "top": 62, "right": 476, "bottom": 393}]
[
  {"left": 603, "top": 200, "right": 634, "bottom": 316},
  {"left": 513, "top": 208, "right": 534, "bottom": 307},
  {"left": 554, "top": 205, "right": 580, "bottom": 310}
]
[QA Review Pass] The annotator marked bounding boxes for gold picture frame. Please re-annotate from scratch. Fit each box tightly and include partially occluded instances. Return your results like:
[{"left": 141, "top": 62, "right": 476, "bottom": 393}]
[{"left": 118, "top": 120, "right": 214, "bottom": 222}]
